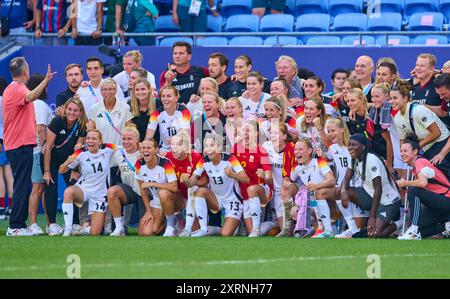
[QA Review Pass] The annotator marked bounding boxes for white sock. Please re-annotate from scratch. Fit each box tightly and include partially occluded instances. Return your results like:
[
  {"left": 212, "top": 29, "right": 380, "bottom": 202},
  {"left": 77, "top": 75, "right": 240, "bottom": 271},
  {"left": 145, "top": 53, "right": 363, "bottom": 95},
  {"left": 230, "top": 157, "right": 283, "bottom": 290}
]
[
  {"left": 316, "top": 200, "right": 333, "bottom": 233},
  {"left": 194, "top": 197, "right": 208, "bottom": 231},
  {"left": 62, "top": 203, "right": 74, "bottom": 229},
  {"left": 445, "top": 221, "right": 450, "bottom": 232},
  {"left": 261, "top": 221, "right": 276, "bottom": 235},
  {"left": 394, "top": 219, "right": 403, "bottom": 230},
  {"left": 409, "top": 224, "right": 419, "bottom": 234},
  {"left": 184, "top": 190, "right": 196, "bottom": 232},
  {"left": 113, "top": 217, "right": 123, "bottom": 230},
  {"left": 166, "top": 215, "right": 176, "bottom": 228},
  {"left": 336, "top": 200, "right": 359, "bottom": 234},
  {"left": 207, "top": 225, "right": 221, "bottom": 235},
  {"left": 248, "top": 197, "right": 261, "bottom": 230},
  {"left": 85, "top": 226, "right": 91, "bottom": 235}
]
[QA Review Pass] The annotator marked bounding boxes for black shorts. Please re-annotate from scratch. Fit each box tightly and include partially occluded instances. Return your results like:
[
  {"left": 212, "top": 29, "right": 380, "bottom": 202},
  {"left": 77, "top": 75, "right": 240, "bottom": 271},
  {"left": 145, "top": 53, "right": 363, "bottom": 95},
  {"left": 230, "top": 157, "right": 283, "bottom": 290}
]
[
  {"left": 355, "top": 187, "right": 401, "bottom": 222},
  {"left": 116, "top": 183, "right": 146, "bottom": 218}
]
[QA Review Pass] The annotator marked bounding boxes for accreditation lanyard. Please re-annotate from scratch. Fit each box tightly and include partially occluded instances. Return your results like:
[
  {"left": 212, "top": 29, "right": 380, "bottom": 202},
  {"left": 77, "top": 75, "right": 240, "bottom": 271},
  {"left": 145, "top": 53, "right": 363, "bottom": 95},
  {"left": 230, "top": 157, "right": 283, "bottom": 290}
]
[
  {"left": 88, "top": 84, "right": 101, "bottom": 103},
  {"left": 104, "top": 110, "right": 122, "bottom": 135},
  {"left": 54, "top": 122, "right": 79, "bottom": 149},
  {"left": 120, "top": 148, "right": 135, "bottom": 172}
]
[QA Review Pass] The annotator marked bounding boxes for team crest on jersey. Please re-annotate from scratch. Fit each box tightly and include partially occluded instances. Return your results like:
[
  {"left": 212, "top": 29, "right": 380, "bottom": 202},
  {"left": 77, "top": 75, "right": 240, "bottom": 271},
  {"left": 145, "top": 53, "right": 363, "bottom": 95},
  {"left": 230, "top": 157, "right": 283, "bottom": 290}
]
[
  {"left": 371, "top": 166, "right": 377, "bottom": 172},
  {"left": 249, "top": 155, "right": 254, "bottom": 162},
  {"left": 102, "top": 153, "right": 105, "bottom": 159},
  {"left": 190, "top": 75, "right": 194, "bottom": 81},
  {"left": 187, "top": 166, "right": 192, "bottom": 173},
  {"left": 117, "top": 112, "right": 121, "bottom": 118},
  {"left": 421, "top": 116, "right": 427, "bottom": 122},
  {"left": 425, "top": 90, "right": 430, "bottom": 97},
  {"left": 157, "top": 173, "right": 161, "bottom": 179}
]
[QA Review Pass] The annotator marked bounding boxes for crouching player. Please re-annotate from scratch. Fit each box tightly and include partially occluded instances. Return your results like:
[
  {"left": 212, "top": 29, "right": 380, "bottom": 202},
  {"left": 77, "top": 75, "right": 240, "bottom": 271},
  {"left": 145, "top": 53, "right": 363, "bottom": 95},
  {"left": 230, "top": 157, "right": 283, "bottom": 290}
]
[
  {"left": 186, "top": 134, "right": 250, "bottom": 237},
  {"left": 59, "top": 129, "right": 117, "bottom": 236}
]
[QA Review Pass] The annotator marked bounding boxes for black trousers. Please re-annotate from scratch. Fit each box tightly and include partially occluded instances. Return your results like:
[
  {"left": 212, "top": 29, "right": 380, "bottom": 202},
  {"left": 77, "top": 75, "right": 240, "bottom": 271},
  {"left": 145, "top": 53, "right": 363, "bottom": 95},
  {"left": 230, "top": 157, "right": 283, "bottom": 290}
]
[{"left": 6, "top": 145, "right": 33, "bottom": 229}]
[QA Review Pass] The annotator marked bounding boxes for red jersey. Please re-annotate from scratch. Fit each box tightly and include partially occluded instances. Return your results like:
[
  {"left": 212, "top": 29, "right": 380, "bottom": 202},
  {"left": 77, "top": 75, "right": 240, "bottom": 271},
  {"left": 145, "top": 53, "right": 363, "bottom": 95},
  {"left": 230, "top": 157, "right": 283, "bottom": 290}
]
[
  {"left": 232, "top": 143, "right": 272, "bottom": 200},
  {"left": 165, "top": 151, "right": 204, "bottom": 198}
]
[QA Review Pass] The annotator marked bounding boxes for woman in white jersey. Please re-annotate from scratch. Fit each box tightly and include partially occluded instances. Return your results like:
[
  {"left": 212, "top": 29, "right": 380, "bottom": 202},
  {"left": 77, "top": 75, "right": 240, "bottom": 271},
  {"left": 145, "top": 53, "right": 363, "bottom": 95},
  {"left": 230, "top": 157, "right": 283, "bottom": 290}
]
[
  {"left": 135, "top": 139, "right": 182, "bottom": 236},
  {"left": 187, "top": 134, "right": 250, "bottom": 237},
  {"left": 59, "top": 129, "right": 117, "bottom": 236},
  {"left": 106, "top": 125, "right": 142, "bottom": 236},
  {"left": 281, "top": 138, "right": 336, "bottom": 238},
  {"left": 260, "top": 96, "right": 297, "bottom": 140},
  {"left": 224, "top": 97, "right": 243, "bottom": 149},
  {"left": 296, "top": 97, "right": 329, "bottom": 153},
  {"left": 146, "top": 86, "right": 191, "bottom": 153},
  {"left": 239, "top": 71, "right": 270, "bottom": 120},
  {"left": 340, "top": 133, "right": 401, "bottom": 238},
  {"left": 187, "top": 77, "right": 219, "bottom": 120}
]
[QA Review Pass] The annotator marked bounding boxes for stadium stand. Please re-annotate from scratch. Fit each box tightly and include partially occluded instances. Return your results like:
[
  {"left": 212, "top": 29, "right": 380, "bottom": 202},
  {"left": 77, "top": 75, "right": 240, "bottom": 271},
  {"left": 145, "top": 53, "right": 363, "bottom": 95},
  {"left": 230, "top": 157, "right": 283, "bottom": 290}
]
[
  {"left": 367, "top": 0, "right": 404, "bottom": 14},
  {"left": 306, "top": 36, "right": 341, "bottom": 45},
  {"left": 329, "top": 0, "right": 364, "bottom": 18},
  {"left": 207, "top": 15, "right": 224, "bottom": 32},
  {"left": 158, "top": 37, "right": 193, "bottom": 46},
  {"left": 367, "top": 12, "right": 403, "bottom": 31},
  {"left": 439, "top": 0, "right": 450, "bottom": 22},
  {"left": 413, "top": 34, "right": 448, "bottom": 44},
  {"left": 375, "top": 35, "right": 411, "bottom": 45},
  {"left": 221, "top": 0, "right": 252, "bottom": 18},
  {"left": 263, "top": 36, "right": 299, "bottom": 46},
  {"left": 404, "top": 0, "right": 439, "bottom": 19},
  {"left": 340, "top": 35, "right": 376, "bottom": 45},
  {"left": 228, "top": 36, "right": 264, "bottom": 45},
  {"left": 294, "top": 0, "right": 329, "bottom": 15},
  {"left": 196, "top": 36, "right": 229, "bottom": 46},
  {"left": 259, "top": 14, "right": 295, "bottom": 32},
  {"left": 224, "top": 14, "right": 260, "bottom": 32},
  {"left": 407, "top": 12, "right": 444, "bottom": 31},
  {"left": 331, "top": 13, "right": 368, "bottom": 32},
  {"left": 154, "top": 15, "right": 180, "bottom": 32}
]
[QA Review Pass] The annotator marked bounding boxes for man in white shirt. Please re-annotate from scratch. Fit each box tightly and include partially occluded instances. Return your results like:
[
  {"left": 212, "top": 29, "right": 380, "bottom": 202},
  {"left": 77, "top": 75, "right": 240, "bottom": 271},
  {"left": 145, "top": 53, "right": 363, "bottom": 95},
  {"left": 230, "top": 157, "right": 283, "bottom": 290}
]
[{"left": 70, "top": 0, "right": 105, "bottom": 45}]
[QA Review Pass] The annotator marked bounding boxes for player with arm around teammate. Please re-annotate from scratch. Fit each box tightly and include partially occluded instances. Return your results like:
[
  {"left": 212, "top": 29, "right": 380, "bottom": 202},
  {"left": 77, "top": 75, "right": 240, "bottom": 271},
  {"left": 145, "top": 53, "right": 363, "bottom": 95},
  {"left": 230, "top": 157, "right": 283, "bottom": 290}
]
[{"left": 59, "top": 129, "right": 118, "bottom": 236}]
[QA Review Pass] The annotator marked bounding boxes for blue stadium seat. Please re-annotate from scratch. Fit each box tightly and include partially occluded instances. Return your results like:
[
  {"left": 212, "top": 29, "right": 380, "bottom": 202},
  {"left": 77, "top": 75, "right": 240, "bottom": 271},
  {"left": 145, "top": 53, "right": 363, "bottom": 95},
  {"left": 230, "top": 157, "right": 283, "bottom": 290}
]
[
  {"left": 229, "top": 36, "right": 264, "bottom": 46},
  {"left": 367, "top": 0, "right": 404, "bottom": 14},
  {"left": 154, "top": 15, "right": 179, "bottom": 32},
  {"left": 341, "top": 35, "right": 376, "bottom": 46},
  {"left": 224, "top": 14, "right": 260, "bottom": 32},
  {"left": 331, "top": 13, "right": 368, "bottom": 31},
  {"left": 260, "top": 14, "right": 294, "bottom": 32},
  {"left": 263, "top": 36, "right": 299, "bottom": 46},
  {"left": 404, "top": 0, "right": 439, "bottom": 18},
  {"left": 306, "top": 36, "right": 341, "bottom": 45},
  {"left": 206, "top": 0, "right": 220, "bottom": 14},
  {"left": 284, "top": 0, "right": 297, "bottom": 15},
  {"left": 413, "top": 35, "right": 448, "bottom": 45},
  {"left": 367, "top": 12, "right": 402, "bottom": 31},
  {"left": 221, "top": 0, "right": 252, "bottom": 18},
  {"left": 439, "top": 0, "right": 450, "bottom": 23},
  {"left": 295, "top": 14, "right": 330, "bottom": 32},
  {"left": 207, "top": 15, "right": 223, "bottom": 32},
  {"left": 295, "top": 0, "right": 328, "bottom": 15},
  {"left": 375, "top": 35, "right": 411, "bottom": 45},
  {"left": 408, "top": 12, "right": 444, "bottom": 31},
  {"left": 329, "top": 0, "right": 363, "bottom": 17},
  {"left": 158, "top": 37, "right": 193, "bottom": 46},
  {"left": 197, "top": 37, "right": 229, "bottom": 46}
]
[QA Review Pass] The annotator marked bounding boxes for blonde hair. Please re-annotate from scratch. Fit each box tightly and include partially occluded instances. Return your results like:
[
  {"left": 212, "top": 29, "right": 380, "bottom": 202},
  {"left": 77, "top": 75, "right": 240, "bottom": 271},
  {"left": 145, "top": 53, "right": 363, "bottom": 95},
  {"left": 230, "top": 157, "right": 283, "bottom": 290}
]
[
  {"left": 275, "top": 55, "right": 298, "bottom": 75},
  {"left": 172, "top": 129, "right": 193, "bottom": 163},
  {"left": 87, "top": 129, "right": 103, "bottom": 143},
  {"left": 202, "top": 92, "right": 225, "bottom": 112},
  {"left": 300, "top": 97, "right": 327, "bottom": 132},
  {"left": 226, "top": 97, "right": 243, "bottom": 116},
  {"left": 347, "top": 88, "right": 368, "bottom": 114},
  {"left": 100, "top": 78, "right": 117, "bottom": 91},
  {"left": 199, "top": 77, "right": 219, "bottom": 95},
  {"left": 203, "top": 133, "right": 224, "bottom": 153},
  {"left": 265, "top": 95, "right": 287, "bottom": 122},
  {"left": 124, "top": 50, "right": 143, "bottom": 65},
  {"left": 326, "top": 117, "right": 350, "bottom": 147},
  {"left": 121, "top": 124, "right": 140, "bottom": 141},
  {"left": 62, "top": 97, "right": 88, "bottom": 131},
  {"left": 160, "top": 85, "right": 179, "bottom": 98},
  {"left": 130, "top": 78, "right": 155, "bottom": 117},
  {"left": 417, "top": 53, "right": 436, "bottom": 68},
  {"left": 372, "top": 82, "right": 391, "bottom": 97}
]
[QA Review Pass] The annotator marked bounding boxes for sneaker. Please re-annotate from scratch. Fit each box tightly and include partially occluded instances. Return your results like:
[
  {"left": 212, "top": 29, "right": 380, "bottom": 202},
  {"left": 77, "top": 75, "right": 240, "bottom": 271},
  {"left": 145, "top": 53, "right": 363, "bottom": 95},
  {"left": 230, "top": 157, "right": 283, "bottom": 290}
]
[
  {"left": 29, "top": 223, "right": 44, "bottom": 236},
  {"left": 335, "top": 228, "right": 358, "bottom": 239},
  {"left": 71, "top": 224, "right": 83, "bottom": 236},
  {"left": 248, "top": 228, "right": 261, "bottom": 238},
  {"left": 163, "top": 225, "right": 177, "bottom": 237},
  {"left": 63, "top": 227, "right": 72, "bottom": 237},
  {"left": 47, "top": 223, "right": 63, "bottom": 236},
  {"left": 310, "top": 229, "right": 324, "bottom": 238},
  {"left": 191, "top": 229, "right": 208, "bottom": 237},
  {"left": 110, "top": 227, "right": 126, "bottom": 237},
  {"left": 275, "top": 227, "right": 291, "bottom": 237},
  {"left": 179, "top": 229, "right": 191, "bottom": 237},
  {"left": 312, "top": 231, "right": 334, "bottom": 239},
  {"left": 0, "top": 208, "right": 5, "bottom": 220},
  {"left": 398, "top": 227, "right": 422, "bottom": 240},
  {"left": 6, "top": 227, "right": 34, "bottom": 236},
  {"left": 294, "top": 229, "right": 314, "bottom": 238}
]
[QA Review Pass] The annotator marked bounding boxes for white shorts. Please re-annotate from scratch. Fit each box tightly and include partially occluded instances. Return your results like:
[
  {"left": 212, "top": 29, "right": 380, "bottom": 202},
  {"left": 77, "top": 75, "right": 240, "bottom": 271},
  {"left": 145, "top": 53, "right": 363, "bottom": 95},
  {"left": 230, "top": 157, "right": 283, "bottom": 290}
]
[
  {"left": 75, "top": 187, "right": 108, "bottom": 215},
  {"left": 215, "top": 196, "right": 243, "bottom": 220},
  {"left": 149, "top": 196, "right": 161, "bottom": 210},
  {"left": 271, "top": 191, "right": 283, "bottom": 218}
]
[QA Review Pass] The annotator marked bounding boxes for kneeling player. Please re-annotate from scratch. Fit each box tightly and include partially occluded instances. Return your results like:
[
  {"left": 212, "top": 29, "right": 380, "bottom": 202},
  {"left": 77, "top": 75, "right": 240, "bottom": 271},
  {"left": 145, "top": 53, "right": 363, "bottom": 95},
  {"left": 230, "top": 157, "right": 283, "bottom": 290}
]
[{"left": 60, "top": 129, "right": 117, "bottom": 236}]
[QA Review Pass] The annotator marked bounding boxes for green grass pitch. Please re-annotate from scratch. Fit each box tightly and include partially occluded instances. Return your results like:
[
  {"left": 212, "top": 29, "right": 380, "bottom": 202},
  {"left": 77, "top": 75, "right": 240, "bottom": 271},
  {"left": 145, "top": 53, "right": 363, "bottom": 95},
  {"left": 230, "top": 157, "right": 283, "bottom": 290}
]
[{"left": 1, "top": 214, "right": 449, "bottom": 279}]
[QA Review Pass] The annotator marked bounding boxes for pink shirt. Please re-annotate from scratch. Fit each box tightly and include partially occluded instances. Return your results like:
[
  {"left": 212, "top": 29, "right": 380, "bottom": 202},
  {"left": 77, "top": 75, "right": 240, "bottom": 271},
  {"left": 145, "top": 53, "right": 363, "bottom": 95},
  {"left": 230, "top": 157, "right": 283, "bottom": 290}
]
[
  {"left": 414, "top": 158, "right": 450, "bottom": 198},
  {"left": 2, "top": 82, "right": 36, "bottom": 151}
]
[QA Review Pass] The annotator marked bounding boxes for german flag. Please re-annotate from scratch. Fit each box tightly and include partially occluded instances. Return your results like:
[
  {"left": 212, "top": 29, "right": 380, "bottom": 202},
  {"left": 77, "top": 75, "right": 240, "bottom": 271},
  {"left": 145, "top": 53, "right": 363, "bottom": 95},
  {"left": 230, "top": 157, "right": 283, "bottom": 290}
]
[{"left": 317, "top": 157, "right": 329, "bottom": 169}]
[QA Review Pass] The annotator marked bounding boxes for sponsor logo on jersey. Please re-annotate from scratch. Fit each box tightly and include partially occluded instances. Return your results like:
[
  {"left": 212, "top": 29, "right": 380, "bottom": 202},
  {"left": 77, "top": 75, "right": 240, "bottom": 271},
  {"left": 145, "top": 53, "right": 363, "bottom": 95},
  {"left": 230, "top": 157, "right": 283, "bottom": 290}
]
[
  {"left": 162, "top": 120, "right": 166, "bottom": 123},
  {"left": 425, "top": 90, "right": 430, "bottom": 97},
  {"left": 86, "top": 158, "right": 91, "bottom": 162},
  {"left": 143, "top": 173, "right": 148, "bottom": 177},
  {"left": 59, "top": 129, "right": 66, "bottom": 134},
  {"left": 244, "top": 106, "right": 251, "bottom": 111},
  {"left": 187, "top": 166, "right": 192, "bottom": 173},
  {"left": 249, "top": 155, "right": 254, "bottom": 163},
  {"left": 371, "top": 166, "right": 377, "bottom": 172},
  {"left": 97, "top": 113, "right": 103, "bottom": 118},
  {"left": 190, "top": 75, "right": 194, "bottom": 81}
]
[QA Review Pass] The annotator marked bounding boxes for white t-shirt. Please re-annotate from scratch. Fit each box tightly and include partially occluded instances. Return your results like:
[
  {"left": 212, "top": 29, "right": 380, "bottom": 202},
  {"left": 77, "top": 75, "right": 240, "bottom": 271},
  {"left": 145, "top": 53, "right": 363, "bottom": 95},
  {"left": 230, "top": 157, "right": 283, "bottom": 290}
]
[
  {"left": 76, "top": 0, "right": 106, "bottom": 34},
  {"left": 88, "top": 100, "right": 133, "bottom": 145},
  {"left": 186, "top": 100, "right": 203, "bottom": 121},
  {"left": 354, "top": 153, "right": 400, "bottom": 206},
  {"left": 262, "top": 141, "right": 284, "bottom": 196},
  {"left": 113, "top": 70, "right": 156, "bottom": 101},
  {"left": 291, "top": 157, "right": 332, "bottom": 186},
  {"left": 33, "top": 100, "right": 53, "bottom": 154},
  {"left": 68, "top": 145, "right": 116, "bottom": 197},
  {"left": 296, "top": 116, "right": 324, "bottom": 153},
  {"left": 240, "top": 93, "right": 270, "bottom": 120},
  {"left": 326, "top": 144, "right": 352, "bottom": 186},
  {"left": 111, "top": 148, "right": 141, "bottom": 195},
  {"left": 389, "top": 118, "right": 407, "bottom": 170},
  {"left": 393, "top": 102, "right": 450, "bottom": 152},
  {"left": 76, "top": 80, "right": 126, "bottom": 112}
]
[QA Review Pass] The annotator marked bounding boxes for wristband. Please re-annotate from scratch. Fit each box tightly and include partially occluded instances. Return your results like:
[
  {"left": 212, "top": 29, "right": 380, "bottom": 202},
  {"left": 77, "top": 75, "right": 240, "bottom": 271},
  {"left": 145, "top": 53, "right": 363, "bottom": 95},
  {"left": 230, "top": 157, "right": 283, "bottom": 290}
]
[{"left": 210, "top": 6, "right": 217, "bottom": 10}]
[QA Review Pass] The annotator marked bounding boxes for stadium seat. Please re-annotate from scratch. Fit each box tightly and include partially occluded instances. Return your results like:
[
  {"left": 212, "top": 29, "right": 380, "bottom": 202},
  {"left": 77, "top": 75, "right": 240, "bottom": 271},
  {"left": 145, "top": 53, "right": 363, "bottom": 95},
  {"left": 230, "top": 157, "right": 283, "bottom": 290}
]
[
  {"left": 341, "top": 35, "right": 376, "bottom": 46},
  {"left": 367, "top": 12, "right": 402, "bottom": 31},
  {"left": 295, "top": 0, "right": 328, "bottom": 15},
  {"left": 207, "top": 15, "right": 223, "bottom": 32},
  {"left": 439, "top": 0, "right": 450, "bottom": 23},
  {"left": 260, "top": 14, "right": 294, "bottom": 32},
  {"left": 404, "top": 0, "right": 439, "bottom": 18},
  {"left": 229, "top": 36, "right": 264, "bottom": 46},
  {"left": 158, "top": 37, "right": 193, "bottom": 46},
  {"left": 284, "top": 0, "right": 296, "bottom": 15},
  {"left": 154, "top": 15, "right": 179, "bottom": 32},
  {"left": 306, "top": 36, "right": 341, "bottom": 45},
  {"left": 413, "top": 35, "right": 448, "bottom": 45},
  {"left": 221, "top": 0, "right": 252, "bottom": 18},
  {"left": 206, "top": 0, "right": 220, "bottom": 14},
  {"left": 408, "top": 12, "right": 444, "bottom": 31},
  {"left": 329, "top": 0, "right": 363, "bottom": 18},
  {"left": 375, "top": 35, "right": 411, "bottom": 45},
  {"left": 197, "top": 37, "right": 229, "bottom": 46},
  {"left": 331, "top": 13, "right": 368, "bottom": 31},
  {"left": 295, "top": 14, "right": 330, "bottom": 32},
  {"left": 366, "top": 0, "right": 404, "bottom": 14},
  {"left": 224, "top": 14, "right": 260, "bottom": 32},
  {"left": 263, "top": 36, "right": 299, "bottom": 46}
]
